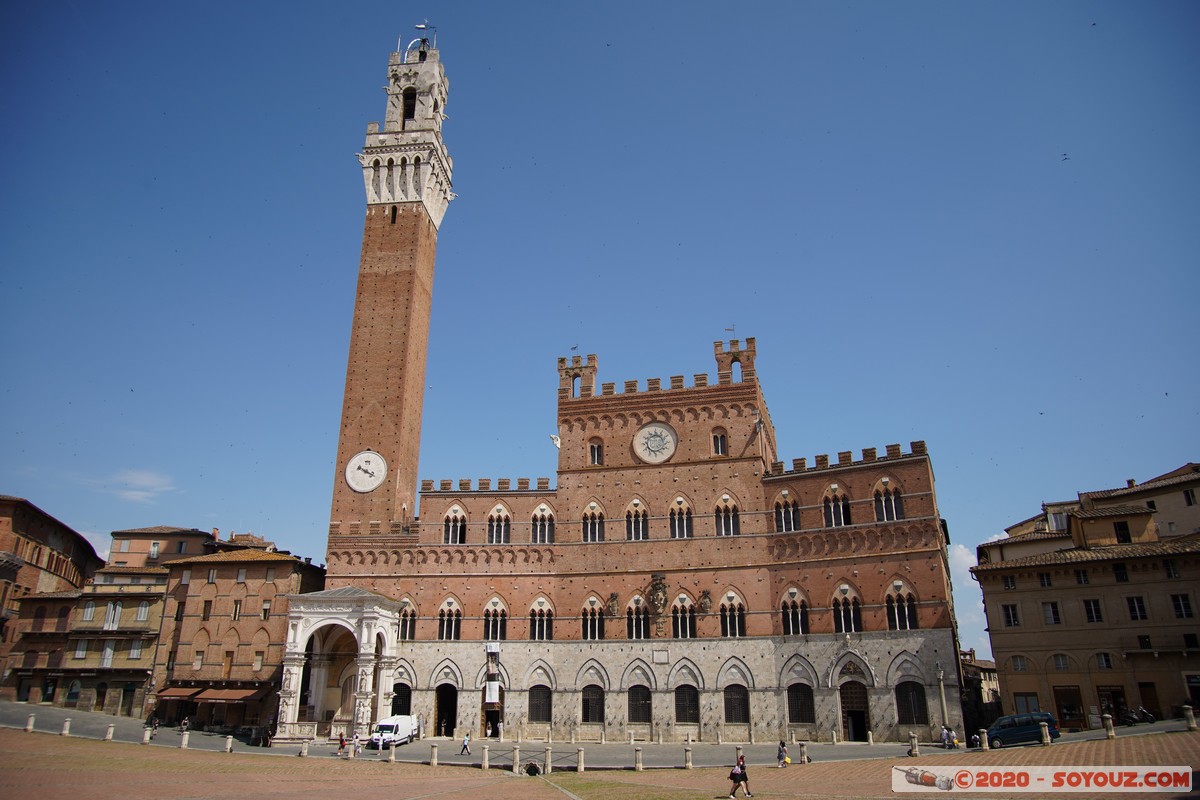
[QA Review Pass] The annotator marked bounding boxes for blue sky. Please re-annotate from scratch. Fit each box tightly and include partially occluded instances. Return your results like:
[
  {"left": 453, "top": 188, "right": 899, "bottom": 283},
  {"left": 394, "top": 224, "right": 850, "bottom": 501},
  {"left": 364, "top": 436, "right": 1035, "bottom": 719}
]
[{"left": 2, "top": 2, "right": 1197, "bottom": 659}]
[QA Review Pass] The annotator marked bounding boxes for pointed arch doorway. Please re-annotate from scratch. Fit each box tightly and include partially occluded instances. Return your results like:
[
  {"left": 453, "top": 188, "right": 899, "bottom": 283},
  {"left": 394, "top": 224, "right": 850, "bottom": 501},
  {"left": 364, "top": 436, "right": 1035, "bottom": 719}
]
[
  {"left": 839, "top": 681, "right": 870, "bottom": 742},
  {"left": 435, "top": 684, "right": 458, "bottom": 738},
  {"left": 481, "top": 684, "right": 504, "bottom": 736}
]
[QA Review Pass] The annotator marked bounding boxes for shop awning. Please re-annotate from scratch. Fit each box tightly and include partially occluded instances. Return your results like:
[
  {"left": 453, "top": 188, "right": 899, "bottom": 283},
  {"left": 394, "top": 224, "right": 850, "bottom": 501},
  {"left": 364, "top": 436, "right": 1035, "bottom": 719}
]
[
  {"left": 193, "top": 687, "right": 269, "bottom": 704},
  {"left": 156, "top": 687, "right": 202, "bottom": 699}
]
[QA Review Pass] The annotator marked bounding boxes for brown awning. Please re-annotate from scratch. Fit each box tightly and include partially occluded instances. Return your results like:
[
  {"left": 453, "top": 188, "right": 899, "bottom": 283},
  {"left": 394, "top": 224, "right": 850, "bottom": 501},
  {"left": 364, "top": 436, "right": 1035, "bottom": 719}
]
[
  {"left": 156, "top": 687, "right": 201, "bottom": 699},
  {"left": 194, "top": 687, "right": 269, "bottom": 704}
]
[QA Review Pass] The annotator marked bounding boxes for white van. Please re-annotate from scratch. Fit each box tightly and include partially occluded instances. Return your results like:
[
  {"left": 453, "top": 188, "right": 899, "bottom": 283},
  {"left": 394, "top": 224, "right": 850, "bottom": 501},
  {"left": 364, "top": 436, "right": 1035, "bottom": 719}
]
[{"left": 369, "top": 715, "right": 419, "bottom": 749}]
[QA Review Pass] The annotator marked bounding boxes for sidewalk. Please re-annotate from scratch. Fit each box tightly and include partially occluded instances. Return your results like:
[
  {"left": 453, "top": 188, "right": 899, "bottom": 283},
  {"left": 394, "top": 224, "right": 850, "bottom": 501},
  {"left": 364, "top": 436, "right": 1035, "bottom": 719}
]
[{"left": 0, "top": 718, "right": 1195, "bottom": 799}]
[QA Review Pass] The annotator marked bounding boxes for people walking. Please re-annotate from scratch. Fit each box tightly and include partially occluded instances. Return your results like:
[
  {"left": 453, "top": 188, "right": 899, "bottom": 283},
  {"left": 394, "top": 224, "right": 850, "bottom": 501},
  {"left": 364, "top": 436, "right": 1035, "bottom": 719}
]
[
  {"left": 728, "top": 754, "right": 752, "bottom": 798},
  {"left": 777, "top": 740, "right": 790, "bottom": 767},
  {"left": 338, "top": 733, "right": 346, "bottom": 756},
  {"left": 460, "top": 731, "right": 471, "bottom": 755},
  {"left": 352, "top": 732, "right": 362, "bottom": 756}
]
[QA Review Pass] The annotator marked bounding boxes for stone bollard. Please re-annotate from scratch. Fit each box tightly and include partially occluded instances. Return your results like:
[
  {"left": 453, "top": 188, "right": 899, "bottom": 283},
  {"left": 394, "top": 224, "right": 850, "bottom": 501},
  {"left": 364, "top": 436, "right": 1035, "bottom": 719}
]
[
  {"left": 684, "top": 746, "right": 693, "bottom": 769},
  {"left": 180, "top": 731, "right": 190, "bottom": 749},
  {"left": 347, "top": 741, "right": 355, "bottom": 759},
  {"left": 867, "top": 731, "right": 873, "bottom": 745},
  {"left": 544, "top": 746, "right": 553, "bottom": 774},
  {"left": 299, "top": 740, "right": 309, "bottom": 757},
  {"left": 657, "top": 728, "right": 663, "bottom": 744},
  {"left": 1184, "top": 706, "right": 1197, "bottom": 732},
  {"left": 978, "top": 728, "right": 988, "bottom": 751},
  {"left": 1039, "top": 721, "right": 1051, "bottom": 745},
  {"left": 105, "top": 724, "right": 115, "bottom": 741},
  {"left": 600, "top": 726, "right": 606, "bottom": 744},
  {"left": 430, "top": 743, "right": 438, "bottom": 767},
  {"left": 143, "top": 727, "right": 153, "bottom": 745},
  {"left": 225, "top": 735, "right": 234, "bottom": 752},
  {"left": 511, "top": 744, "right": 520, "bottom": 774},
  {"left": 61, "top": 718, "right": 71, "bottom": 737},
  {"left": 575, "top": 746, "right": 584, "bottom": 773},
  {"left": 735, "top": 745, "right": 743, "bottom": 763},
  {"left": 1103, "top": 714, "right": 1115, "bottom": 739},
  {"left": 717, "top": 726, "right": 723, "bottom": 745},
  {"left": 481, "top": 744, "right": 488, "bottom": 770},
  {"left": 831, "top": 727, "right": 839, "bottom": 744},
  {"left": 389, "top": 742, "right": 396, "bottom": 762},
  {"left": 799, "top": 742, "right": 809, "bottom": 763},
  {"left": 634, "top": 746, "right": 643, "bottom": 772},
  {"left": 25, "top": 714, "right": 35, "bottom": 733},
  {"left": 686, "top": 730, "right": 692, "bottom": 745},
  {"left": 908, "top": 731, "right": 919, "bottom": 757}
]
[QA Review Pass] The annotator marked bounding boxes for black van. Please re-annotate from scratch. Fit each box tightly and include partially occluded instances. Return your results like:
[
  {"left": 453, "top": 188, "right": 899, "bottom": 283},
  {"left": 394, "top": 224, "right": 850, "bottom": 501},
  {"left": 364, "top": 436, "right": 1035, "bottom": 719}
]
[{"left": 986, "top": 712, "right": 1061, "bottom": 748}]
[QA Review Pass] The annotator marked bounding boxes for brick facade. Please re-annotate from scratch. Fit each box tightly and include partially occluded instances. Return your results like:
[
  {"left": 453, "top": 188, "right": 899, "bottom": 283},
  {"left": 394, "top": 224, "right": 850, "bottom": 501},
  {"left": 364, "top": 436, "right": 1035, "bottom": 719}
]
[{"left": 278, "top": 40, "right": 962, "bottom": 745}]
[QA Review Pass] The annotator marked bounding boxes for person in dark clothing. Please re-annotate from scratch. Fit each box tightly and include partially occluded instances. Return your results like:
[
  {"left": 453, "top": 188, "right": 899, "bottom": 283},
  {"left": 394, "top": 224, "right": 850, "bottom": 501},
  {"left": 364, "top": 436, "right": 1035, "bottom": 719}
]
[{"left": 728, "top": 754, "right": 752, "bottom": 798}]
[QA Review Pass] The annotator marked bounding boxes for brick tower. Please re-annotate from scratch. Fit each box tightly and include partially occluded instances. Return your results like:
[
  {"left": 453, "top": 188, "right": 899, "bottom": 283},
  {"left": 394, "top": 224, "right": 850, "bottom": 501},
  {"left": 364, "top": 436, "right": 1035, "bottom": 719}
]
[{"left": 327, "top": 37, "right": 453, "bottom": 548}]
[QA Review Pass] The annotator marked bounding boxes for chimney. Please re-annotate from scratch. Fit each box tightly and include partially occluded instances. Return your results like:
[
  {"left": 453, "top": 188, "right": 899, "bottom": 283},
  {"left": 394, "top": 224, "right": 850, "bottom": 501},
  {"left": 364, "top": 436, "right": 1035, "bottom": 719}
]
[
  {"left": 212, "top": 528, "right": 219, "bottom": 539},
  {"left": 1126, "top": 479, "right": 1136, "bottom": 488},
  {"left": 304, "top": 557, "right": 312, "bottom": 565}
]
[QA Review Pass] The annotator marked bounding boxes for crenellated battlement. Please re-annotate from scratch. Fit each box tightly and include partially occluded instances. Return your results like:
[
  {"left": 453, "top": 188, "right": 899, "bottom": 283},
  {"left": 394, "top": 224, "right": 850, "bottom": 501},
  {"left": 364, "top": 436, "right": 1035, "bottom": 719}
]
[
  {"left": 765, "top": 440, "right": 929, "bottom": 477},
  {"left": 421, "top": 477, "right": 555, "bottom": 494},
  {"left": 558, "top": 338, "right": 759, "bottom": 402}
]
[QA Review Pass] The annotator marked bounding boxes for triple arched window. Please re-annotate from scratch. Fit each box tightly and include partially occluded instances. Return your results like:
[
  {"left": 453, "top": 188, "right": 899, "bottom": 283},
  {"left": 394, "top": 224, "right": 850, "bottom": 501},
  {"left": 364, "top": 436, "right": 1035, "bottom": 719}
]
[
  {"left": 483, "top": 608, "right": 507, "bottom": 641},
  {"left": 437, "top": 606, "right": 461, "bottom": 641},
  {"left": 530, "top": 607, "right": 554, "bottom": 641},
  {"left": 444, "top": 511, "right": 466, "bottom": 544},
  {"left": 715, "top": 504, "right": 740, "bottom": 536},
  {"left": 531, "top": 512, "right": 555, "bottom": 544},
  {"left": 581, "top": 604, "right": 605, "bottom": 640},
  {"left": 775, "top": 499, "right": 800, "bottom": 532},
  {"left": 582, "top": 511, "right": 605, "bottom": 542},
  {"left": 875, "top": 487, "right": 905, "bottom": 521},
  {"left": 833, "top": 597, "right": 862, "bottom": 633},
  {"left": 626, "top": 508, "right": 648, "bottom": 541},
  {"left": 672, "top": 602, "right": 697, "bottom": 639},
  {"left": 720, "top": 601, "right": 747, "bottom": 637},
  {"left": 781, "top": 598, "right": 810, "bottom": 635},
  {"left": 670, "top": 504, "right": 694, "bottom": 538},
  {"left": 887, "top": 593, "right": 919, "bottom": 630},
  {"left": 823, "top": 494, "right": 852, "bottom": 527},
  {"left": 627, "top": 603, "right": 650, "bottom": 639}
]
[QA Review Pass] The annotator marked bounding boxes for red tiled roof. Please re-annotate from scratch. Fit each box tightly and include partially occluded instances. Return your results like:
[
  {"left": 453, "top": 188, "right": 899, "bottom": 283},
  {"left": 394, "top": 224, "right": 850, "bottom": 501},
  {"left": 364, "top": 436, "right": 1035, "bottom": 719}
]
[
  {"left": 972, "top": 534, "right": 1200, "bottom": 572},
  {"left": 168, "top": 549, "right": 300, "bottom": 565}
]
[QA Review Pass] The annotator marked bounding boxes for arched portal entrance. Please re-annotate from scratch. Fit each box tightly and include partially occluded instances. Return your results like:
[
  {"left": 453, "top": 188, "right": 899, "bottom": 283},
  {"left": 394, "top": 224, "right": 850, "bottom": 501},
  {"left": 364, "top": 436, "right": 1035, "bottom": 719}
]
[
  {"left": 839, "top": 681, "right": 870, "bottom": 742},
  {"left": 435, "top": 684, "right": 458, "bottom": 737}
]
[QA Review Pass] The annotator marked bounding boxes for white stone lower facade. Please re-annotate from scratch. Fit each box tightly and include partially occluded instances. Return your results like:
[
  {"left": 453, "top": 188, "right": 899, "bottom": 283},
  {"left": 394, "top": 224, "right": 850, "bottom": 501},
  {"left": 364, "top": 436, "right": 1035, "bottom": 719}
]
[{"left": 274, "top": 588, "right": 962, "bottom": 743}]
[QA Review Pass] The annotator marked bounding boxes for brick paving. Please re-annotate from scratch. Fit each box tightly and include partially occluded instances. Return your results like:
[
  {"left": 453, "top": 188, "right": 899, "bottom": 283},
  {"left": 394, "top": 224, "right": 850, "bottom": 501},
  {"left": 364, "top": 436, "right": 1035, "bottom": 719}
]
[{"left": 0, "top": 727, "right": 1196, "bottom": 800}]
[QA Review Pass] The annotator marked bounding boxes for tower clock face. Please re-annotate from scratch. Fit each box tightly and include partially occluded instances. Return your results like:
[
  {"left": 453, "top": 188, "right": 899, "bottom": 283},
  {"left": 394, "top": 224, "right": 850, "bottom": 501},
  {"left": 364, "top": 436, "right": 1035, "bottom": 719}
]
[
  {"left": 633, "top": 423, "right": 678, "bottom": 464},
  {"left": 345, "top": 450, "right": 387, "bottom": 493}
]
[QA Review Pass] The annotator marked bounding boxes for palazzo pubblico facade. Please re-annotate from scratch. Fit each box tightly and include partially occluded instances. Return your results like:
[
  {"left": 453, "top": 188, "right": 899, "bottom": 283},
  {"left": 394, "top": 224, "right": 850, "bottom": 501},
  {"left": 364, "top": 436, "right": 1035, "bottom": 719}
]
[{"left": 274, "top": 37, "right": 963, "bottom": 745}]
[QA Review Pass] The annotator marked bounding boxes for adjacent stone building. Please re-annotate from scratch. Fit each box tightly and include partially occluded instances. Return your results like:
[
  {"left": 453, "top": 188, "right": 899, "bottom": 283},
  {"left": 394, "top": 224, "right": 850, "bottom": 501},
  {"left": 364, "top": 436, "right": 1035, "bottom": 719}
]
[
  {"left": 0, "top": 496, "right": 103, "bottom": 687},
  {"left": 151, "top": 547, "right": 324, "bottom": 733},
  {"left": 972, "top": 464, "right": 1200, "bottom": 729},
  {"left": 276, "top": 37, "right": 963, "bottom": 745}
]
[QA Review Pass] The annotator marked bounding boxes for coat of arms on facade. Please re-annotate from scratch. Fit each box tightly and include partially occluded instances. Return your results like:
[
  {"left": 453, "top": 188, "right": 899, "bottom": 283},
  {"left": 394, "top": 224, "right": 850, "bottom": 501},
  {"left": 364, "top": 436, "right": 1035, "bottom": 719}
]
[{"left": 648, "top": 573, "right": 668, "bottom": 613}]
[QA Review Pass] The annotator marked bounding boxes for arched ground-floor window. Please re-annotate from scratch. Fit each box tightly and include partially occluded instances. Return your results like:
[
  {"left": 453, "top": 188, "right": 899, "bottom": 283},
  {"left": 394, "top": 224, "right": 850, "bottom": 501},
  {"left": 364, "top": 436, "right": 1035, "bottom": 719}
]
[
  {"left": 724, "top": 684, "right": 750, "bottom": 723},
  {"left": 628, "top": 684, "right": 651, "bottom": 724},
  {"left": 391, "top": 682, "right": 412, "bottom": 715},
  {"left": 787, "top": 682, "right": 815, "bottom": 723},
  {"left": 582, "top": 684, "right": 605, "bottom": 723},
  {"left": 895, "top": 680, "right": 929, "bottom": 725},
  {"left": 528, "top": 684, "right": 552, "bottom": 723},
  {"left": 674, "top": 684, "right": 699, "bottom": 723}
]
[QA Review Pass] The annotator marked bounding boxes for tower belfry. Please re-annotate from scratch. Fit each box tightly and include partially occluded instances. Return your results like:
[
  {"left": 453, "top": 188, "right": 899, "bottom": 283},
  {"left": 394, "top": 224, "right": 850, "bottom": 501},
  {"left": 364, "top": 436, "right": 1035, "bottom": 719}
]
[{"left": 327, "top": 36, "right": 453, "bottom": 550}]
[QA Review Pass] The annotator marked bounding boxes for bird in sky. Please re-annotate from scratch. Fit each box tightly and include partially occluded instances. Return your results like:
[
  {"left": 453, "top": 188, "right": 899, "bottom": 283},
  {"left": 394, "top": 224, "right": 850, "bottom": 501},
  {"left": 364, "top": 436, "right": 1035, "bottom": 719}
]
[{"left": 1061, "top": 153, "right": 1071, "bottom": 161}]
